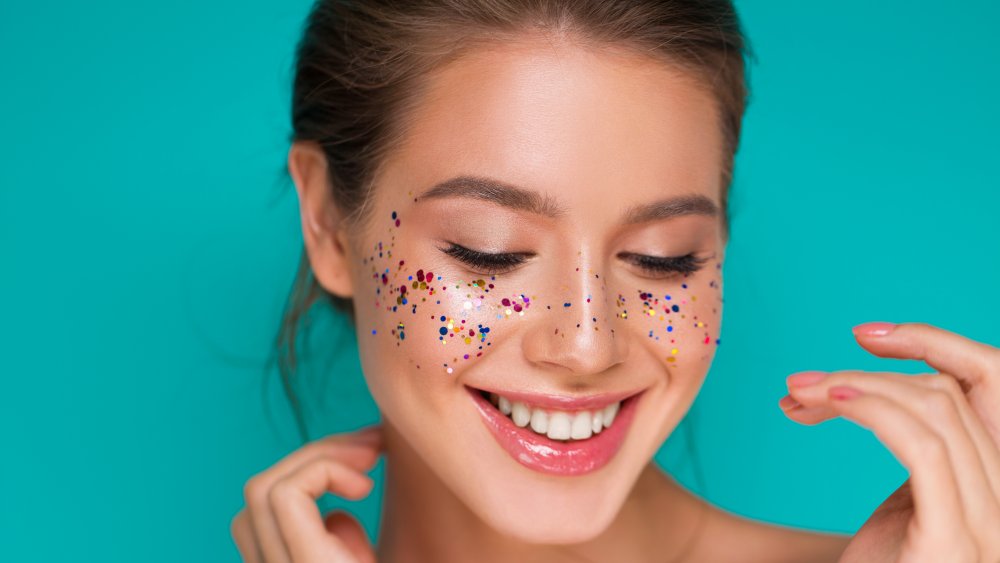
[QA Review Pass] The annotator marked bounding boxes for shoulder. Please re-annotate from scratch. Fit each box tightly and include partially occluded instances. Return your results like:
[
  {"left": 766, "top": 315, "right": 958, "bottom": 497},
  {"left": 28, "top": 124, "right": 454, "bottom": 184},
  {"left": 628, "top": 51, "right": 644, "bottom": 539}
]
[{"left": 693, "top": 503, "right": 851, "bottom": 563}]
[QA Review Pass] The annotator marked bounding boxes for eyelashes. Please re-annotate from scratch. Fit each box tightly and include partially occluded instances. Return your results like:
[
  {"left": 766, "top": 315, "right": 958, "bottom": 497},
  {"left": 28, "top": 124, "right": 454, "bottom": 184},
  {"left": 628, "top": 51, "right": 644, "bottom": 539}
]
[
  {"left": 616, "top": 252, "right": 711, "bottom": 277},
  {"left": 439, "top": 242, "right": 710, "bottom": 278},
  {"left": 439, "top": 243, "right": 533, "bottom": 274}
]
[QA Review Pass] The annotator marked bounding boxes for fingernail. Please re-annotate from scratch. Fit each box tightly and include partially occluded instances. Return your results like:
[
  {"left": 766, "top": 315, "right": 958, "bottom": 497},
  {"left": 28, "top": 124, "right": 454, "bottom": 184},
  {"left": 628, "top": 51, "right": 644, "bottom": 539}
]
[
  {"left": 852, "top": 322, "right": 896, "bottom": 337},
  {"left": 786, "top": 371, "right": 828, "bottom": 388},
  {"left": 829, "top": 385, "right": 862, "bottom": 401},
  {"left": 778, "top": 394, "right": 802, "bottom": 410}
]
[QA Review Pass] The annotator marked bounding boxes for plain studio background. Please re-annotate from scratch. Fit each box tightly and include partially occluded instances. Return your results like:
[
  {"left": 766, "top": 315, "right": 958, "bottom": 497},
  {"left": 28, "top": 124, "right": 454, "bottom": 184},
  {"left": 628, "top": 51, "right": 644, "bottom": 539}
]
[{"left": 2, "top": 1, "right": 998, "bottom": 561}]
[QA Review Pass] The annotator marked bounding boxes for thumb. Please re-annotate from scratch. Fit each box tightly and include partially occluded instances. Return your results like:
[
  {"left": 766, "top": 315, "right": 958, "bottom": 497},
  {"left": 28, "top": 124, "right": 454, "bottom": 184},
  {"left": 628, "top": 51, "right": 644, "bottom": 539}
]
[{"left": 324, "top": 510, "right": 376, "bottom": 563}]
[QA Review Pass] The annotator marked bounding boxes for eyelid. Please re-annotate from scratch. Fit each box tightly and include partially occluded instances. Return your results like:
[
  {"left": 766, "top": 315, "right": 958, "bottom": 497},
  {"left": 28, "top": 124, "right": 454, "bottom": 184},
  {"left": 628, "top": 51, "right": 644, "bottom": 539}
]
[
  {"left": 617, "top": 251, "right": 710, "bottom": 277},
  {"left": 438, "top": 242, "right": 533, "bottom": 274}
]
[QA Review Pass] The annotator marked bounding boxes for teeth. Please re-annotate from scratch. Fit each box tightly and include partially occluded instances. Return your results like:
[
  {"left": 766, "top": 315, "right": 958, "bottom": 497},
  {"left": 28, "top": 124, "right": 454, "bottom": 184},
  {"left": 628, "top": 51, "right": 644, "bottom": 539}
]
[
  {"left": 603, "top": 401, "right": 619, "bottom": 427},
  {"left": 529, "top": 408, "right": 548, "bottom": 434},
  {"left": 591, "top": 410, "right": 604, "bottom": 434},
  {"left": 546, "top": 412, "right": 571, "bottom": 440},
  {"left": 485, "top": 390, "right": 623, "bottom": 442},
  {"left": 498, "top": 396, "right": 512, "bottom": 416},
  {"left": 570, "top": 411, "right": 593, "bottom": 440},
  {"left": 511, "top": 401, "right": 531, "bottom": 427}
]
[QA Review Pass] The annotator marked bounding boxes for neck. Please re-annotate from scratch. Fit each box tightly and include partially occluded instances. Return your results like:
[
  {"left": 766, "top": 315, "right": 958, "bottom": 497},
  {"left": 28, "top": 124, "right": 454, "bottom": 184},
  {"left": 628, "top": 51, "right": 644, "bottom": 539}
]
[{"left": 374, "top": 419, "right": 709, "bottom": 563}]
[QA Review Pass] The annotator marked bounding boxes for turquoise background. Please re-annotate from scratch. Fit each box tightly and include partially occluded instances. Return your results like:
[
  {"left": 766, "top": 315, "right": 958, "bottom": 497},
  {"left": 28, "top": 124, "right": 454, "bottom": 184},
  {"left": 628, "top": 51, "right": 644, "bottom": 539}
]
[{"left": 2, "top": 0, "right": 998, "bottom": 560}]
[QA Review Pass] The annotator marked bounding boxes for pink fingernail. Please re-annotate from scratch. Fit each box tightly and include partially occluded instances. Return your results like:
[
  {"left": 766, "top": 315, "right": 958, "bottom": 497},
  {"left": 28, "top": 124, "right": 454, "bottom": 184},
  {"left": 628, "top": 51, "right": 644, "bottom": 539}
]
[
  {"left": 778, "top": 394, "right": 802, "bottom": 410},
  {"left": 852, "top": 322, "right": 896, "bottom": 337},
  {"left": 829, "top": 385, "right": 862, "bottom": 401},
  {"left": 786, "top": 371, "right": 828, "bottom": 388}
]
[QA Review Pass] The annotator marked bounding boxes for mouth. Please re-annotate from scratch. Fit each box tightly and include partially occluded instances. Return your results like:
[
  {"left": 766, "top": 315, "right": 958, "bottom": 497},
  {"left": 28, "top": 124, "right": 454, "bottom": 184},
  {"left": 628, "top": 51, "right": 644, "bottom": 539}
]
[{"left": 465, "top": 384, "right": 646, "bottom": 476}]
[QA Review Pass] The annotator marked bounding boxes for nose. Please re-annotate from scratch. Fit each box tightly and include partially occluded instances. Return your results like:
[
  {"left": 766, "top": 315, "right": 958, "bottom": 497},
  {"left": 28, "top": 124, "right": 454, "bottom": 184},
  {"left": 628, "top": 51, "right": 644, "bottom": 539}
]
[{"left": 521, "top": 262, "right": 629, "bottom": 377}]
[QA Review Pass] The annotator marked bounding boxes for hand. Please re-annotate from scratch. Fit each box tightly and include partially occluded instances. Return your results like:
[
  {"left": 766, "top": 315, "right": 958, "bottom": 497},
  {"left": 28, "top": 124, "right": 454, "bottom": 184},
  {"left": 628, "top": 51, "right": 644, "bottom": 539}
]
[
  {"left": 778, "top": 322, "right": 1000, "bottom": 562},
  {"left": 230, "top": 425, "right": 384, "bottom": 563}
]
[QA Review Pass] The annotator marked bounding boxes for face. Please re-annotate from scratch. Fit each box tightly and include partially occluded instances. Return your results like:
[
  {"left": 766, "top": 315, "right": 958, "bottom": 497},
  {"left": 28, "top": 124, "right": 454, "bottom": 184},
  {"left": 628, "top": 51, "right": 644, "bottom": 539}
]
[{"left": 306, "top": 36, "right": 726, "bottom": 543}]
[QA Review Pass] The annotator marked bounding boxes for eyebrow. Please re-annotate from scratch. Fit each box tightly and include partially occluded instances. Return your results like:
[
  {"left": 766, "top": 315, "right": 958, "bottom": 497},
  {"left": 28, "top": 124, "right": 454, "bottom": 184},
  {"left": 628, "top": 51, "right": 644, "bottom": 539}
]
[{"left": 416, "top": 174, "right": 718, "bottom": 224}]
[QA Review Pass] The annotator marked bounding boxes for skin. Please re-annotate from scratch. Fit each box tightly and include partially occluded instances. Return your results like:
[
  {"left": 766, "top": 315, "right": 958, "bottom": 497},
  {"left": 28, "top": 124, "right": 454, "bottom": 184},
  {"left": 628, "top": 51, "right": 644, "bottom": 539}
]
[{"left": 230, "top": 33, "right": 1000, "bottom": 563}]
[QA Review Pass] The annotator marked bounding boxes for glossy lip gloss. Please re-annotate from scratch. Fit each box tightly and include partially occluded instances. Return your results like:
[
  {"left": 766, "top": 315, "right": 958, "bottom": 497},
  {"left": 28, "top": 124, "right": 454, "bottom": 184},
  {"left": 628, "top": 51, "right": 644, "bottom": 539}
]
[{"left": 466, "top": 385, "right": 645, "bottom": 476}]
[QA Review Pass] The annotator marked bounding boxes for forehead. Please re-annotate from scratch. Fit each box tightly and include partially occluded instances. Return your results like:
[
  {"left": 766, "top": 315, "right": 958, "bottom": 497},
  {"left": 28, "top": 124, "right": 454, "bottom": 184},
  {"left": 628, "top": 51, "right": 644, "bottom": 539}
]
[{"left": 377, "top": 35, "right": 724, "bottom": 220}]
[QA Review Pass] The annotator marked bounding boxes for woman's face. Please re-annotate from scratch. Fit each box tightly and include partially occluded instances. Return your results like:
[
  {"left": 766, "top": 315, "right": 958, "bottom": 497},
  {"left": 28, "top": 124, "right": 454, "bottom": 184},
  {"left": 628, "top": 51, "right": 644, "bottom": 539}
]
[{"left": 337, "top": 37, "right": 725, "bottom": 543}]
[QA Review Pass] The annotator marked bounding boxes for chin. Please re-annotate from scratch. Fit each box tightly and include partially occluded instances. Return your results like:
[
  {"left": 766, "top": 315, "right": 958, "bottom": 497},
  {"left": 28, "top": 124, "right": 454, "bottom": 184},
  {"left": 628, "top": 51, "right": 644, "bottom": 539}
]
[
  {"left": 430, "top": 383, "right": 657, "bottom": 545},
  {"left": 461, "top": 468, "right": 636, "bottom": 544}
]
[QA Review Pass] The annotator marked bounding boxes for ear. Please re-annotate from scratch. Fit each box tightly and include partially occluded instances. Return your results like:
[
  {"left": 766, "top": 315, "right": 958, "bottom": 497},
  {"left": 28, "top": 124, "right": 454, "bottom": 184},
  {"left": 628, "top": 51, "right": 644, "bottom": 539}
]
[{"left": 287, "top": 140, "right": 354, "bottom": 299}]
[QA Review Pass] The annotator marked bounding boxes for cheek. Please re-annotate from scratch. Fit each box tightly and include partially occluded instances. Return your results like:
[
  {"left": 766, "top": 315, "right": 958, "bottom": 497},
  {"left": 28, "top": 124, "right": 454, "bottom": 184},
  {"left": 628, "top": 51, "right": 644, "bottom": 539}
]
[
  {"left": 621, "top": 263, "right": 723, "bottom": 369},
  {"left": 354, "top": 211, "right": 536, "bottom": 377}
]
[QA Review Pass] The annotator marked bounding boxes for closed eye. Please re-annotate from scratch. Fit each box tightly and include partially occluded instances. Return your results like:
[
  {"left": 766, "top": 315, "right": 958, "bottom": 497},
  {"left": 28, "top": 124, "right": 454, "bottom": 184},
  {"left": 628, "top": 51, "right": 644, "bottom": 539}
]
[
  {"left": 438, "top": 243, "right": 533, "bottom": 274},
  {"left": 617, "top": 251, "right": 711, "bottom": 278}
]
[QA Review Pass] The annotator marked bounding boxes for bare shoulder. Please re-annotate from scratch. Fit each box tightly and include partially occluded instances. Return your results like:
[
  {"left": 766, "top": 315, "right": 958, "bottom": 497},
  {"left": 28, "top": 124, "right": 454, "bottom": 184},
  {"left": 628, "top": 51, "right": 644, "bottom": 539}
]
[{"left": 693, "top": 503, "right": 851, "bottom": 563}]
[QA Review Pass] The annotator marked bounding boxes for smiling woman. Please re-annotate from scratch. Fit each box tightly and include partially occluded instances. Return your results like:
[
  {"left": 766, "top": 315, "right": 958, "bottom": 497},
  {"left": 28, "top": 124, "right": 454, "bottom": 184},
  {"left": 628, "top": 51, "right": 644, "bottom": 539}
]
[{"left": 226, "top": 1, "right": 1000, "bottom": 562}]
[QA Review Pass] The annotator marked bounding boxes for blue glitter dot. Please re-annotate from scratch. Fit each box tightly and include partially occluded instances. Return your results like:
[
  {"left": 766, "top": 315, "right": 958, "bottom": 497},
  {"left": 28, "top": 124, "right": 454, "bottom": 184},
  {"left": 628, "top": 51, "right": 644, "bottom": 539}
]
[
  {"left": 371, "top": 329, "right": 377, "bottom": 335},
  {"left": 439, "top": 327, "right": 448, "bottom": 336},
  {"left": 667, "top": 326, "right": 673, "bottom": 332},
  {"left": 391, "top": 211, "right": 397, "bottom": 219},
  {"left": 671, "top": 304, "right": 679, "bottom": 312},
  {"left": 439, "top": 315, "right": 446, "bottom": 321},
  {"left": 665, "top": 295, "right": 671, "bottom": 300},
  {"left": 563, "top": 302, "right": 571, "bottom": 307}
]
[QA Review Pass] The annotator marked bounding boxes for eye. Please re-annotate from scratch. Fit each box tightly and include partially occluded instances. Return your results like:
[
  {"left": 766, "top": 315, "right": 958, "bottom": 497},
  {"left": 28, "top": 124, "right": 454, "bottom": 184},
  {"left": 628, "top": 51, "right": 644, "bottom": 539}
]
[
  {"left": 438, "top": 243, "right": 533, "bottom": 275},
  {"left": 617, "top": 251, "right": 710, "bottom": 279}
]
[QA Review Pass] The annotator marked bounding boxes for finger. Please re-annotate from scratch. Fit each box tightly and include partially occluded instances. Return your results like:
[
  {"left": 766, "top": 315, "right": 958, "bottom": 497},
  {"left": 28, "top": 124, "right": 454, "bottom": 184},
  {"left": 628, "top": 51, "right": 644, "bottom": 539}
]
[
  {"left": 793, "top": 371, "right": 1000, "bottom": 526},
  {"left": 822, "top": 385, "right": 969, "bottom": 542},
  {"left": 230, "top": 510, "right": 262, "bottom": 563},
  {"left": 243, "top": 427, "right": 383, "bottom": 563},
  {"left": 778, "top": 393, "right": 834, "bottom": 425},
  {"left": 270, "top": 457, "right": 375, "bottom": 563},
  {"left": 788, "top": 371, "right": 1000, "bottom": 501},
  {"left": 851, "top": 321, "right": 1000, "bottom": 391},
  {"left": 324, "top": 511, "right": 377, "bottom": 563}
]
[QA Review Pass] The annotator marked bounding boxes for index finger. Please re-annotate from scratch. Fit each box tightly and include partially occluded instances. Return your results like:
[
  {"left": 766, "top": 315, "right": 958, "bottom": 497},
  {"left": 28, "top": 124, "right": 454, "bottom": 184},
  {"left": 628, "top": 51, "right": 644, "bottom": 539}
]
[{"left": 852, "top": 322, "right": 1000, "bottom": 390}]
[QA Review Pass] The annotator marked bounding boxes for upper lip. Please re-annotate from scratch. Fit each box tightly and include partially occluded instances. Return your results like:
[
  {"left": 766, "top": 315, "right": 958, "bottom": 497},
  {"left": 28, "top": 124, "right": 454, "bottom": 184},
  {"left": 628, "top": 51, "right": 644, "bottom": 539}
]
[{"left": 466, "top": 384, "right": 644, "bottom": 411}]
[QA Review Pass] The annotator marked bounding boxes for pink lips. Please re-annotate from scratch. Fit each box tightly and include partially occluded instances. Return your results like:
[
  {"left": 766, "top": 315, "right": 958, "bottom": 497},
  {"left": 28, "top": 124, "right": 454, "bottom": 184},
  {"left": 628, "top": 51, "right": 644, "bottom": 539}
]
[{"left": 467, "top": 385, "right": 644, "bottom": 476}]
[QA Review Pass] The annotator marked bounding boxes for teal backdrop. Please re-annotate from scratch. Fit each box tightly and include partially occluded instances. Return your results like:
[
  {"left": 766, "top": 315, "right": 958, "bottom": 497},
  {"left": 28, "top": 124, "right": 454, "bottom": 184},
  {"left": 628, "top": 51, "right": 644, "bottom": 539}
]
[{"left": 2, "top": 1, "right": 998, "bottom": 561}]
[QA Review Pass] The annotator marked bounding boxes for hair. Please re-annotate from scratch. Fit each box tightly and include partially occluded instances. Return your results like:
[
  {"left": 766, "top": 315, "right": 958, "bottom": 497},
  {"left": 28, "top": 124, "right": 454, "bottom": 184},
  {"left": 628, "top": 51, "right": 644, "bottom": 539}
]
[{"left": 270, "top": 0, "right": 753, "bottom": 448}]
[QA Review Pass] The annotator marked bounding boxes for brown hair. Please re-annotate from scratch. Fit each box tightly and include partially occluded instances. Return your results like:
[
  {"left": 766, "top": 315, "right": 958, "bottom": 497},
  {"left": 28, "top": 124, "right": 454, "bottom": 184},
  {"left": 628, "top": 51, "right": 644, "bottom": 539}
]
[{"left": 271, "top": 0, "right": 753, "bottom": 442}]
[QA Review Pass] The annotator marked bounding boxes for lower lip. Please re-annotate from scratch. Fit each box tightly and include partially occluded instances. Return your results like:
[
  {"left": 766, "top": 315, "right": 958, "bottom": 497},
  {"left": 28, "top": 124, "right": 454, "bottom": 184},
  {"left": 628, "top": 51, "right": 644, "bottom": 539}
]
[{"left": 467, "top": 386, "right": 644, "bottom": 476}]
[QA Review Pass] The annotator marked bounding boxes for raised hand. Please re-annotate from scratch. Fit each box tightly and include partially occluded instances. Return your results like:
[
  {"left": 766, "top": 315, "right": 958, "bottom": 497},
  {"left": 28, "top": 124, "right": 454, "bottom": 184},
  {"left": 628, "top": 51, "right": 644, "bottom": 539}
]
[
  {"left": 779, "top": 322, "right": 1000, "bottom": 562},
  {"left": 230, "top": 425, "right": 384, "bottom": 563}
]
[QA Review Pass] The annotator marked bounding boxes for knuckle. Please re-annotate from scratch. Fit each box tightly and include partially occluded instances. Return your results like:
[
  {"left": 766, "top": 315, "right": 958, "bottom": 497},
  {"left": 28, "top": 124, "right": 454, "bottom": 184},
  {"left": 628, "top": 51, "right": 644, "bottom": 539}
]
[
  {"left": 914, "top": 434, "right": 948, "bottom": 461},
  {"left": 926, "top": 373, "right": 963, "bottom": 397},
  {"left": 243, "top": 476, "right": 267, "bottom": 506},
  {"left": 920, "top": 390, "right": 956, "bottom": 420},
  {"left": 267, "top": 477, "right": 295, "bottom": 508}
]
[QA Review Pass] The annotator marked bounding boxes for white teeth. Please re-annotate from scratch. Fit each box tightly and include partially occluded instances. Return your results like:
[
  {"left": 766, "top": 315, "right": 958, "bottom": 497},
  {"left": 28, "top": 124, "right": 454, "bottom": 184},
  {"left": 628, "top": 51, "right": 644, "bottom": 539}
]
[
  {"left": 511, "top": 402, "right": 531, "bottom": 427},
  {"left": 498, "top": 395, "right": 512, "bottom": 416},
  {"left": 529, "top": 408, "right": 549, "bottom": 434},
  {"left": 484, "top": 390, "right": 625, "bottom": 441},
  {"left": 603, "top": 401, "right": 619, "bottom": 427},
  {"left": 591, "top": 410, "right": 604, "bottom": 434},
  {"left": 546, "top": 412, "right": 572, "bottom": 440},
  {"left": 570, "top": 411, "right": 593, "bottom": 440}
]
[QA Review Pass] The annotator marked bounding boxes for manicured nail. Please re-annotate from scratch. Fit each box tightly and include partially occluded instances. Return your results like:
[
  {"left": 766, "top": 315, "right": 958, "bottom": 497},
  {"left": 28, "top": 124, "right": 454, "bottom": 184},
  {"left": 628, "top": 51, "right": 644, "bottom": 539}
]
[
  {"left": 786, "top": 371, "right": 828, "bottom": 388},
  {"left": 829, "top": 385, "right": 862, "bottom": 401},
  {"left": 778, "top": 394, "right": 802, "bottom": 410},
  {"left": 853, "top": 322, "right": 896, "bottom": 337}
]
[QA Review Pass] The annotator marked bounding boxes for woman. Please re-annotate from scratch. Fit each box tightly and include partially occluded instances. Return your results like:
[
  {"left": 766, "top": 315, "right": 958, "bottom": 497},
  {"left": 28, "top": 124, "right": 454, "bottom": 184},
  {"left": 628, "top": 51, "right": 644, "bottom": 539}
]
[{"left": 230, "top": 1, "right": 1000, "bottom": 561}]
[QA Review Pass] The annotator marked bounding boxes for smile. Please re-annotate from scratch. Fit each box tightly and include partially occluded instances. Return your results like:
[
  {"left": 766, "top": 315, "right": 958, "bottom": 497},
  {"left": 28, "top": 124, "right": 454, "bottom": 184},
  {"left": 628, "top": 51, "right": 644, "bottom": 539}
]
[{"left": 466, "top": 384, "right": 646, "bottom": 476}]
